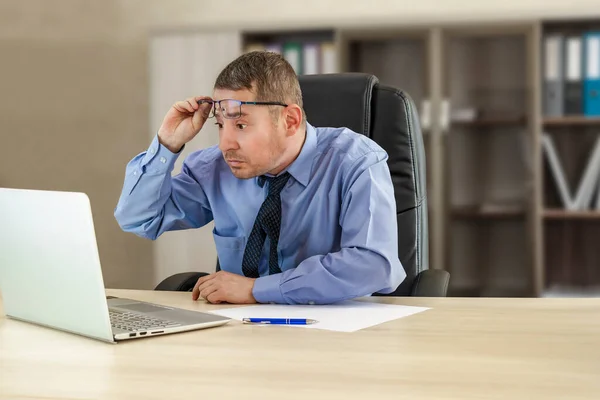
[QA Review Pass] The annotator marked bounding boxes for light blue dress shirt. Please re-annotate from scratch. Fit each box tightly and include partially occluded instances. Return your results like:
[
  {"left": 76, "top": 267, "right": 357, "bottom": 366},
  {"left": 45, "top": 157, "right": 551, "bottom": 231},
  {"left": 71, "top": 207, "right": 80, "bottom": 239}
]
[{"left": 114, "top": 122, "right": 406, "bottom": 305}]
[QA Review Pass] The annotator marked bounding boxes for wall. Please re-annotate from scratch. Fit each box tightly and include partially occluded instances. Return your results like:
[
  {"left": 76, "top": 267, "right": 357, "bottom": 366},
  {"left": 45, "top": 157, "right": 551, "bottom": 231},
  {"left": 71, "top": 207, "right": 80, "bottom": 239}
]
[
  {"left": 0, "top": 1, "right": 153, "bottom": 289},
  {"left": 120, "top": 0, "right": 600, "bottom": 35},
  {"left": 1, "top": 0, "right": 600, "bottom": 290}
]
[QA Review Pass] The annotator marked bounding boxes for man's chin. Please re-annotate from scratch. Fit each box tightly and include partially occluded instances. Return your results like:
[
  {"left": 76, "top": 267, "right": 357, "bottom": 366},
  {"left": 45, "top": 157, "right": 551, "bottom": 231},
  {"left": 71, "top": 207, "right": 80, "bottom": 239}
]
[{"left": 229, "top": 166, "right": 258, "bottom": 180}]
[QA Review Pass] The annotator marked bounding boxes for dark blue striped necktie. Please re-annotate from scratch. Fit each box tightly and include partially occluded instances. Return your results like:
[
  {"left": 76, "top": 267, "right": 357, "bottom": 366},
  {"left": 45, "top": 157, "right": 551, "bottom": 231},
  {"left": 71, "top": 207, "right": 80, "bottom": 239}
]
[{"left": 242, "top": 172, "right": 291, "bottom": 278}]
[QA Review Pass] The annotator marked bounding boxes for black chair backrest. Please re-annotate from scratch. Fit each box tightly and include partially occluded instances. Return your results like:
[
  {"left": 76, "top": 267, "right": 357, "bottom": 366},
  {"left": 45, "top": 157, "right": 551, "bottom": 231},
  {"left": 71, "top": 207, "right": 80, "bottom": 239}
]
[{"left": 298, "top": 73, "right": 428, "bottom": 296}]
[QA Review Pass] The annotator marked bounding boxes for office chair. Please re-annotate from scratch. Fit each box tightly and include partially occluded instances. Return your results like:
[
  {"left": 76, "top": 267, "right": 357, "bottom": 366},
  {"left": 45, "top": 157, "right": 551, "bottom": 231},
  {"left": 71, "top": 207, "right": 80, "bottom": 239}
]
[{"left": 155, "top": 73, "right": 449, "bottom": 297}]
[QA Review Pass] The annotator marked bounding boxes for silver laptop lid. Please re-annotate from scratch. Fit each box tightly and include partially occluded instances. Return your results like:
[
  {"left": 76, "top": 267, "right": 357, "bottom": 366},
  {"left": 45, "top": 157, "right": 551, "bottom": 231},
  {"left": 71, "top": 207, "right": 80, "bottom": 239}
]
[{"left": 0, "top": 188, "right": 114, "bottom": 342}]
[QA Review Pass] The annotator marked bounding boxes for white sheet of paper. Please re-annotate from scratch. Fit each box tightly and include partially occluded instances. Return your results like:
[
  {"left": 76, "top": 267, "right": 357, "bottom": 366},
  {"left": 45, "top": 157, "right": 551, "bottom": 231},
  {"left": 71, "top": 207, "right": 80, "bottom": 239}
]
[{"left": 209, "top": 300, "right": 430, "bottom": 332}]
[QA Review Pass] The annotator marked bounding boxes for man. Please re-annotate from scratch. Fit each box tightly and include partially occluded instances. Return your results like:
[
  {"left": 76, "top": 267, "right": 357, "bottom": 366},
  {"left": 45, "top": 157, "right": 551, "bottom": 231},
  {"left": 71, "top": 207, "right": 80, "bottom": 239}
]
[{"left": 114, "top": 51, "right": 405, "bottom": 305}]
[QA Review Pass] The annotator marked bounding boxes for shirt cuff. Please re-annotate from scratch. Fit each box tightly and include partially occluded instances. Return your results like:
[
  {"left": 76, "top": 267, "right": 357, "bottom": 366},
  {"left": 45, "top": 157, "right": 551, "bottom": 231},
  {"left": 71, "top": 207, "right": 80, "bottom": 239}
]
[
  {"left": 252, "top": 274, "right": 285, "bottom": 304},
  {"left": 140, "top": 135, "right": 182, "bottom": 174}
]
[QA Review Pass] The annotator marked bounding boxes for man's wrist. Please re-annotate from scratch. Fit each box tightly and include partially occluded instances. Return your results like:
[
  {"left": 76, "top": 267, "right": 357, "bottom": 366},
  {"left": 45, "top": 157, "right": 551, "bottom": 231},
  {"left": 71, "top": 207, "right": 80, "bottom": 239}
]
[
  {"left": 157, "top": 134, "right": 184, "bottom": 154},
  {"left": 249, "top": 278, "right": 258, "bottom": 303}
]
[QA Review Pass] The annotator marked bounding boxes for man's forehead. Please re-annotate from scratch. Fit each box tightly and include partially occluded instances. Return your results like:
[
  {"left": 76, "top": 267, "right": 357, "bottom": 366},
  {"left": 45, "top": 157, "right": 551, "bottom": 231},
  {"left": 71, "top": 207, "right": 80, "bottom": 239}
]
[{"left": 212, "top": 88, "right": 255, "bottom": 102}]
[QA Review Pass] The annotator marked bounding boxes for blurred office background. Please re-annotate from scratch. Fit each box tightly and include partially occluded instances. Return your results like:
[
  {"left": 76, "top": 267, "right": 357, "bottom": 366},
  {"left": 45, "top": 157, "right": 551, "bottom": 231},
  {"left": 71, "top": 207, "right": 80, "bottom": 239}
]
[{"left": 2, "top": 0, "right": 600, "bottom": 297}]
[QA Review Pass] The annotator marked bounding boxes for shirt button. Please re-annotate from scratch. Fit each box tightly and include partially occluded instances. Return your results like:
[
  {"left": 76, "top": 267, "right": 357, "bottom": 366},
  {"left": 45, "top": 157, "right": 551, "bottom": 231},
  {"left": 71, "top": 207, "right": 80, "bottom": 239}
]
[
  {"left": 133, "top": 171, "right": 137, "bottom": 176},
  {"left": 149, "top": 148, "right": 156, "bottom": 155},
  {"left": 160, "top": 157, "right": 167, "bottom": 164}
]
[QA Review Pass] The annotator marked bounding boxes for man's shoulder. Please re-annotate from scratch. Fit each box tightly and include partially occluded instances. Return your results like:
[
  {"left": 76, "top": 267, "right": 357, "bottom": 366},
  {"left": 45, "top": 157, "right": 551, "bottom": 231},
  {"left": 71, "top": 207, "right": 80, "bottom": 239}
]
[{"left": 313, "top": 125, "right": 387, "bottom": 166}]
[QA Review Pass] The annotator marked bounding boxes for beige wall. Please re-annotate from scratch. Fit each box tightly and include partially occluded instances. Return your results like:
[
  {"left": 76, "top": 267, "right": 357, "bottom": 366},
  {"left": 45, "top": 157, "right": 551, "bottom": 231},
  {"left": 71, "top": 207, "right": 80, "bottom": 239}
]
[
  {"left": 0, "top": 1, "right": 152, "bottom": 289},
  {"left": 1, "top": 0, "right": 599, "bottom": 290}
]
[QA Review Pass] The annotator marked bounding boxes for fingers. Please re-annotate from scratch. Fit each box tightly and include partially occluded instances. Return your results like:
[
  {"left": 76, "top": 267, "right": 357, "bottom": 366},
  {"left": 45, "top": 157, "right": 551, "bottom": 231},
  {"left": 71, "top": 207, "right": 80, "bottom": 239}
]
[
  {"left": 206, "top": 290, "right": 224, "bottom": 304},
  {"left": 173, "top": 100, "right": 194, "bottom": 114},
  {"left": 173, "top": 97, "right": 202, "bottom": 114},
  {"left": 192, "top": 273, "right": 216, "bottom": 301},
  {"left": 195, "top": 96, "right": 213, "bottom": 119},
  {"left": 185, "top": 98, "right": 198, "bottom": 112},
  {"left": 199, "top": 102, "right": 212, "bottom": 118},
  {"left": 199, "top": 281, "right": 219, "bottom": 301},
  {"left": 195, "top": 95, "right": 213, "bottom": 104},
  {"left": 192, "top": 106, "right": 208, "bottom": 128}
]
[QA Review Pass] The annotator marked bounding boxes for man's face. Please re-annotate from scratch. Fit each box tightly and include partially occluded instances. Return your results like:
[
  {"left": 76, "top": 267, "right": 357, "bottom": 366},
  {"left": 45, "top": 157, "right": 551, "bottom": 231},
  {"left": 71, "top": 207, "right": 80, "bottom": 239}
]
[{"left": 213, "top": 88, "right": 287, "bottom": 179}]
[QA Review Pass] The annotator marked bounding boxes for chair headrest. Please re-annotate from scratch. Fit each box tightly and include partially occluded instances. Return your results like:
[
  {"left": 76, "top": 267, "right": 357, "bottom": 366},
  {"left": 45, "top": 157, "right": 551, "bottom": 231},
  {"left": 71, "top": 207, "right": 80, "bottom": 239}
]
[{"left": 298, "top": 73, "right": 378, "bottom": 135}]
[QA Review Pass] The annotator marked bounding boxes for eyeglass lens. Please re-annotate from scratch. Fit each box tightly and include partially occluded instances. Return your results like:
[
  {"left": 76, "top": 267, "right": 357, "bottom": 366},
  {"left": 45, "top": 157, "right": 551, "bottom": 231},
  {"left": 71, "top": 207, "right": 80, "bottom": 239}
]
[{"left": 211, "top": 100, "right": 242, "bottom": 119}]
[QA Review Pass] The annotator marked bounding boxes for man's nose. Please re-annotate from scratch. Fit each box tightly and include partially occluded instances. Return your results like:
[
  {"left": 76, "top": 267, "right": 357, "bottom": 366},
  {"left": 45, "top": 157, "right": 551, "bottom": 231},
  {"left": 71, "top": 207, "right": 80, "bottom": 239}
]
[{"left": 218, "top": 123, "right": 239, "bottom": 152}]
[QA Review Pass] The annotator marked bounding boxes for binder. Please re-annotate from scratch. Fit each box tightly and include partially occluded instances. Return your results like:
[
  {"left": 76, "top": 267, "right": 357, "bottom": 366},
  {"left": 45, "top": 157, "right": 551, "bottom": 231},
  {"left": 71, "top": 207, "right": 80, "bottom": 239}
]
[
  {"left": 584, "top": 32, "right": 600, "bottom": 117},
  {"left": 245, "top": 43, "right": 265, "bottom": 53},
  {"left": 265, "top": 43, "right": 282, "bottom": 54},
  {"left": 596, "top": 171, "right": 600, "bottom": 209},
  {"left": 543, "top": 35, "right": 564, "bottom": 117},
  {"left": 543, "top": 133, "right": 600, "bottom": 210},
  {"left": 283, "top": 42, "right": 303, "bottom": 75},
  {"left": 321, "top": 42, "right": 338, "bottom": 74},
  {"left": 542, "top": 134, "right": 576, "bottom": 210},
  {"left": 564, "top": 35, "right": 583, "bottom": 115},
  {"left": 573, "top": 136, "right": 600, "bottom": 209},
  {"left": 302, "top": 43, "right": 320, "bottom": 75}
]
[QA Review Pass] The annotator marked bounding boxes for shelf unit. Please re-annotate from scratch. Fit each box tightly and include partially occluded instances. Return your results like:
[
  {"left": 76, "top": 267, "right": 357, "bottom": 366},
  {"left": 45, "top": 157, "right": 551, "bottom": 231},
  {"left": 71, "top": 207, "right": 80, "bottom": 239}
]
[
  {"left": 151, "top": 17, "right": 600, "bottom": 297},
  {"left": 539, "top": 20, "right": 600, "bottom": 297}
]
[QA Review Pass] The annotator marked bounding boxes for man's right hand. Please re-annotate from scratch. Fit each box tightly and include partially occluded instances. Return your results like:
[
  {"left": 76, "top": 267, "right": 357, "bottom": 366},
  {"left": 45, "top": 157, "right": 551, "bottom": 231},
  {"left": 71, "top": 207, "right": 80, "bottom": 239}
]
[{"left": 157, "top": 96, "right": 213, "bottom": 153}]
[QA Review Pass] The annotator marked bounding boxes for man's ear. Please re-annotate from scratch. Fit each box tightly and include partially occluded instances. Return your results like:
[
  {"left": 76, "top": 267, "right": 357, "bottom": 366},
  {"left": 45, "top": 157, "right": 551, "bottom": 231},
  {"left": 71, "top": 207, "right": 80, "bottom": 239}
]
[{"left": 283, "top": 104, "right": 303, "bottom": 136}]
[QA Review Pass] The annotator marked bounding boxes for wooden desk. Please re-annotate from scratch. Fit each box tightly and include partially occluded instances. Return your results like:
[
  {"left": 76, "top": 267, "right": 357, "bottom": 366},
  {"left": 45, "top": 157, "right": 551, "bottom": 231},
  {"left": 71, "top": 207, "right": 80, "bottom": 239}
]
[{"left": 1, "top": 290, "right": 599, "bottom": 399}]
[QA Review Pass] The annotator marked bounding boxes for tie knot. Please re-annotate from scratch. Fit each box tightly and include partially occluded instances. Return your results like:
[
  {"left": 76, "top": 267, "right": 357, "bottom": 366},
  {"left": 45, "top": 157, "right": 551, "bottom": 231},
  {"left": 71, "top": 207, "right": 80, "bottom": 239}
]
[{"left": 260, "top": 172, "right": 291, "bottom": 196}]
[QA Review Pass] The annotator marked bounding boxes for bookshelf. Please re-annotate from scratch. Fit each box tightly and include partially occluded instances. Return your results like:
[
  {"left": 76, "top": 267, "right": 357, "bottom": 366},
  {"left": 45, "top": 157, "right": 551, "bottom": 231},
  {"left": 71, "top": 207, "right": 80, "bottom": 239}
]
[
  {"left": 442, "top": 26, "right": 533, "bottom": 297},
  {"left": 539, "top": 19, "right": 600, "bottom": 297},
  {"left": 242, "top": 30, "right": 338, "bottom": 75},
  {"left": 151, "top": 17, "right": 600, "bottom": 297}
]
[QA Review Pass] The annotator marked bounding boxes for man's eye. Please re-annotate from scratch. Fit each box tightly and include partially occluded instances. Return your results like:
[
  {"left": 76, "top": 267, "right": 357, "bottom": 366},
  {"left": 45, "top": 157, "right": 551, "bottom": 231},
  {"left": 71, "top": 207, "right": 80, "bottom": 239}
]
[
  {"left": 215, "top": 122, "right": 223, "bottom": 129},
  {"left": 236, "top": 123, "right": 247, "bottom": 130}
]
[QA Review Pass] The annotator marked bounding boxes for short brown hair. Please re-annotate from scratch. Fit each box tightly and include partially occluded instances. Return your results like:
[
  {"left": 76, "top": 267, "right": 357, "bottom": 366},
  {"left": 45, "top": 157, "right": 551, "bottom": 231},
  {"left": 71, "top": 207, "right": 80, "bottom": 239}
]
[{"left": 214, "top": 51, "right": 305, "bottom": 122}]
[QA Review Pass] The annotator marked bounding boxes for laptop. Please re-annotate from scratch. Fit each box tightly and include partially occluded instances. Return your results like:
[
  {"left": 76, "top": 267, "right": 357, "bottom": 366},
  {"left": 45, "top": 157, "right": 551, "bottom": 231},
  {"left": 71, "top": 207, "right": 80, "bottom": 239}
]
[{"left": 0, "top": 188, "right": 230, "bottom": 343}]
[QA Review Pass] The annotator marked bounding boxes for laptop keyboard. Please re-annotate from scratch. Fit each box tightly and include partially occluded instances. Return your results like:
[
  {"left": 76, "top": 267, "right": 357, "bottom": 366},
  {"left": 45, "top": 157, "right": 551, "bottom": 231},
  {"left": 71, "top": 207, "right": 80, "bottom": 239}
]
[{"left": 109, "top": 309, "right": 181, "bottom": 332}]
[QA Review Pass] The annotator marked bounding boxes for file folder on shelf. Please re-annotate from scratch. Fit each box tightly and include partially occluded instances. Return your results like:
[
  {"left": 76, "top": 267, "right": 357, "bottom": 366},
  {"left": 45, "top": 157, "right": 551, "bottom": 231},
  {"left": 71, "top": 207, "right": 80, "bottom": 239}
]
[
  {"left": 542, "top": 133, "right": 600, "bottom": 210},
  {"left": 321, "top": 42, "right": 338, "bottom": 74},
  {"left": 245, "top": 43, "right": 265, "bottom": 53},
  {"left": 283, "top": 42, "right": 303, "bottom": 75},
  {"left": 542, "top": 133, "right": 576, "bottom": 210},
  {"left": 544, "top": 35, "right": 565, "bottom": 117},
  {"left": 572, "top": 136, "right": 600, "bottom": 210},
  {"left": 564, "top": 35, "right": 583, "bottom": 115},
  {"left": 265, "top": 43, "right": 282, "bottom": 54},
  {"left": 584, "top": 32, "right": 600, "bottom": 117},
  {"left": 303, "top": 43, "right": 320, "bottom": 75}
]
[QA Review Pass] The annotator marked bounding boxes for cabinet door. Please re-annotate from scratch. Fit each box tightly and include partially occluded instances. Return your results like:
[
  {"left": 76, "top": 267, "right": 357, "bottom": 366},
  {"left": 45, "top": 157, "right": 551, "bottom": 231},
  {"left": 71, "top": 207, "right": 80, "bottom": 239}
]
[
  {"left": 149, "top": 31, "right": 241, "bottom": 286},
  {"left": 441, "top": 25, "right": 534, "bottom": 296}
]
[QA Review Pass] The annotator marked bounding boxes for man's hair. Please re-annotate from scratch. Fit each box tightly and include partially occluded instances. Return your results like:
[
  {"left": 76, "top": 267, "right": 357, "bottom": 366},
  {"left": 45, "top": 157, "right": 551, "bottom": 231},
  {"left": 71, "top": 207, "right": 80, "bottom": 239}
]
[{"left": 214, "top": 51, "right": 305, "bottom": 122}]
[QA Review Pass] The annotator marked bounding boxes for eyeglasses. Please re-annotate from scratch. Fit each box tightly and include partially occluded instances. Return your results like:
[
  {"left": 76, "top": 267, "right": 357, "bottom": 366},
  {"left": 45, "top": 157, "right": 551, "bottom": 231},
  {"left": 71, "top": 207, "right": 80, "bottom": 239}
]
[{"left": 197, "top": 99, "right": 288, "bottom": 119}]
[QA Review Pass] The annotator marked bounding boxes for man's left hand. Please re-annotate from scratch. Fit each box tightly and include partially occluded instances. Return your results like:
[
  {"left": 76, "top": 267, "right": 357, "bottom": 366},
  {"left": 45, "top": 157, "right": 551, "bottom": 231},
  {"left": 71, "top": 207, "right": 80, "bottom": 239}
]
[{"left": 192, "top": 271, "right": 257, "bottom": 304}]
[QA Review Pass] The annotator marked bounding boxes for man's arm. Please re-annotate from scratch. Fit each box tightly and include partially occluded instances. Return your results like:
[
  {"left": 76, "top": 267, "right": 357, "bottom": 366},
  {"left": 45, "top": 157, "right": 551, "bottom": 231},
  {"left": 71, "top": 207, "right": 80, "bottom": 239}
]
[
  {"left": 114, "top": 135, "right": 213, "bottom": 240},
  {"left": 252, "top": 151, "right": 406, "bottom": 305}
]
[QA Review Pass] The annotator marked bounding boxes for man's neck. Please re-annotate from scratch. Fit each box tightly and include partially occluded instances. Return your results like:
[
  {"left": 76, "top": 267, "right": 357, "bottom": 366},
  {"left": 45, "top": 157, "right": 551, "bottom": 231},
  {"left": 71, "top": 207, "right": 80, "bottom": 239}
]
[{"left": 269, "top": 126, "right": 307, "bottom": 176}]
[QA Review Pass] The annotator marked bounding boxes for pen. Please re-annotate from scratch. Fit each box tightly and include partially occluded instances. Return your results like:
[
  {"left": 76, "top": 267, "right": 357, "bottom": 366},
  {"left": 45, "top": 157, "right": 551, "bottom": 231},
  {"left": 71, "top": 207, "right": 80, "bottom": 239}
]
[{"left": 242, "top": 318, "right": 318, "bottom": 325}]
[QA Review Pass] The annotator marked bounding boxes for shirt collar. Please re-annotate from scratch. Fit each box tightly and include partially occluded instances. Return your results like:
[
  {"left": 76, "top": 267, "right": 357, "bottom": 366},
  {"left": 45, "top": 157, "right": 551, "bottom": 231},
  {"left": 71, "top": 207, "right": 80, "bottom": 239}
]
[{"left": 258, "top": 122, "right": 317, "bottom": 188}]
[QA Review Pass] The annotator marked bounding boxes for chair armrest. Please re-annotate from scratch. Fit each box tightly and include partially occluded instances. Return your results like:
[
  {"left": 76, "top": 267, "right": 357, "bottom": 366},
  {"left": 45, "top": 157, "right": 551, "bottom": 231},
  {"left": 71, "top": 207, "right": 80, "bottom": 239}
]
[
  {"left": 411, "top": 269, "right": 450, "bottom": 297},
  {"left": 154, "top": 272, "right": 210, "bottom": 292}
]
